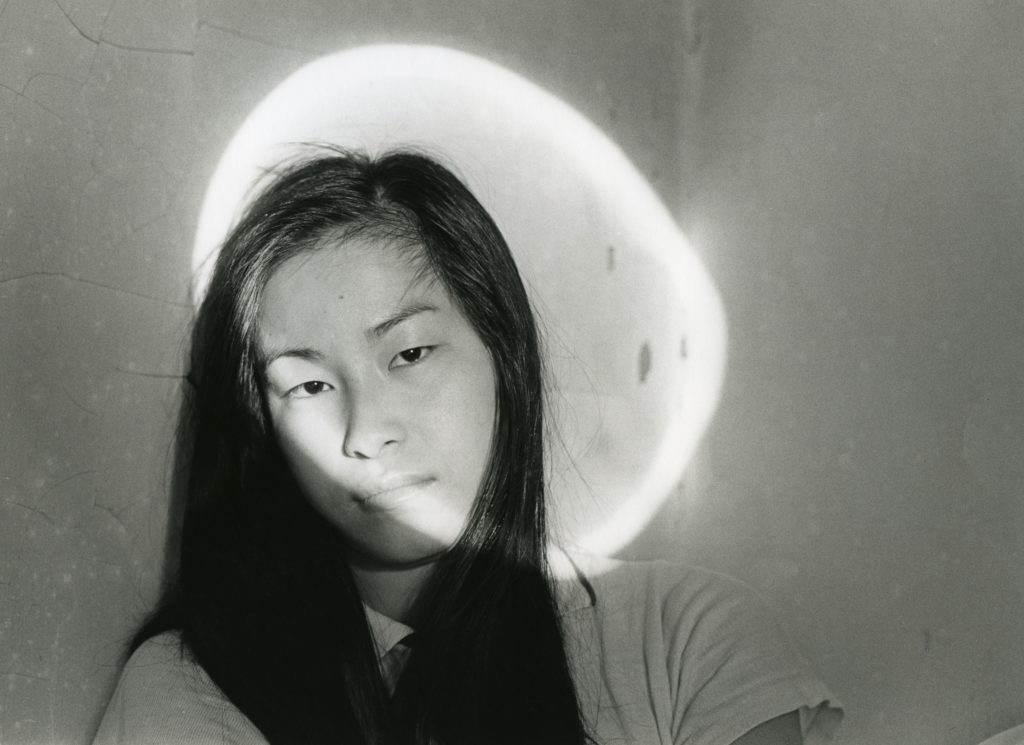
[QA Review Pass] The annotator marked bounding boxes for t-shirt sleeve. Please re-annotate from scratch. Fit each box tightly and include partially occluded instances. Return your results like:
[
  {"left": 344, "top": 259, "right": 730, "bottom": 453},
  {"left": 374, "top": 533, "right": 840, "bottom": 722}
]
[
  {"left": 659, "top": 566, "right": 843, "bottom": 745},
  {"left": 92, "top": 633, "right": 268, "bottom": 745}
]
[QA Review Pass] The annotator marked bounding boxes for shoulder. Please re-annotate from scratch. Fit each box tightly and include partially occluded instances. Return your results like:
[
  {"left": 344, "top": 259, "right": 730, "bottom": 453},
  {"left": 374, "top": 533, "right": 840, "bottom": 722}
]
[
  {"left": 577, "top": 557, "right": 788, "bottom": 677},
  {"left": 92, "top": 632, "right": 266, "bottom": 745},
  {"left": 563, "top": 553, "right": 764, "bottom": 627},
  {"left": 561, "top": 556, "right": 843, "bottom": 745}
]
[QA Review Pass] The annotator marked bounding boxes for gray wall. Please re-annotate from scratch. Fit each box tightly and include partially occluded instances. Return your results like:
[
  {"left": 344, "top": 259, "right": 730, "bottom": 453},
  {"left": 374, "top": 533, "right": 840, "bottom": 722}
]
[
  {"left": 2, "top": 2, "right": 1021, "bottom": 744},
  {"left": 627, "top": 3, "right": 1024, "bottom": 743}
]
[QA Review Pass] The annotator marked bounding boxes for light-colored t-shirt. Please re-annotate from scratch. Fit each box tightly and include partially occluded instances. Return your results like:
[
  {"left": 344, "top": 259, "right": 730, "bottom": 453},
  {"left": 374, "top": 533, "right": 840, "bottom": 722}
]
[{"left": 93, "top": 558, "right": 842, "bottom": 745}]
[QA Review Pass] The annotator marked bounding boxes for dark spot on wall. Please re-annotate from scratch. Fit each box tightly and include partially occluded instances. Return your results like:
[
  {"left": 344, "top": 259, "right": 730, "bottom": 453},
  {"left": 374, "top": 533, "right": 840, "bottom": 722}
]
[
  {"left": 639, "top": 342, "right": 651, "bottom": 383},
  {"left": 607, "top": 245, "right": 615, "bottom": 271},
  {"left": 682, "top": 4, "right": 708, "bottom": 55},
  {"left": 680, "top": 336, "right": 688, "bottom": 359}
]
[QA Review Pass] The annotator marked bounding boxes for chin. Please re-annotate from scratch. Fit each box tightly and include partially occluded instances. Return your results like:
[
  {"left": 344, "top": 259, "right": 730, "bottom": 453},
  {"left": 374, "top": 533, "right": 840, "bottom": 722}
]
[{"left": 351, "top": 533, "right": 455, "bottom": 571}]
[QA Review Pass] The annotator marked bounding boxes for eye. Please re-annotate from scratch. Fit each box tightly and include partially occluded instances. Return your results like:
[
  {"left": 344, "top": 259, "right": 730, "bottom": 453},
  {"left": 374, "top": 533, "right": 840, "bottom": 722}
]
[
  {"left": 288, "top": 380, "right": 333, "bottom": 398},
  {"left": 390, "top": 346, "right": 433, "bottom": 369}
]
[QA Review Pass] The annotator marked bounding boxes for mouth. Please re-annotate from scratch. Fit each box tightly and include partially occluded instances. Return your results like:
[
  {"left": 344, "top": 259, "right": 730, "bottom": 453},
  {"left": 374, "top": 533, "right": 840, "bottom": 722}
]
[{"left": 356, "top": 476, "right": 435, "bottom": 506}]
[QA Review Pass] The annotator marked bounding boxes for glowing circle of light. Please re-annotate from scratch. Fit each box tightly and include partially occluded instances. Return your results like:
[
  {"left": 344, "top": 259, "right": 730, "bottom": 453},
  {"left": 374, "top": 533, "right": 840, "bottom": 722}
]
[{"left": 192, "top": 44, "right": 726, "bottom": 557}]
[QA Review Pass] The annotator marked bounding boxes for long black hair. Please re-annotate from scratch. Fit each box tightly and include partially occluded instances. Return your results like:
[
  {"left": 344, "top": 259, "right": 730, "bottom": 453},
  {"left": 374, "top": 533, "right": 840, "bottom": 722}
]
[{"left": 137, "top": 148, "right": 591, "bottom": 744}]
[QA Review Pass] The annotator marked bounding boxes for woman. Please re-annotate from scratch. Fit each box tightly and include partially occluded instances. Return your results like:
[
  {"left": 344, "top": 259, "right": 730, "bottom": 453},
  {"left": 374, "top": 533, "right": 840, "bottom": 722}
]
[{"left": 94, "top": 149, "right": 840, "bottom": 745}]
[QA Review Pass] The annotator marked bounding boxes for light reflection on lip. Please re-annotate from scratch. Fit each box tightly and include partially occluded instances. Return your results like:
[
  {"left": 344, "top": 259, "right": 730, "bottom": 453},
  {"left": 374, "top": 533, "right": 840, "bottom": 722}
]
[{"left": 355, "top": 476, "right": 435, "bottom": 505}]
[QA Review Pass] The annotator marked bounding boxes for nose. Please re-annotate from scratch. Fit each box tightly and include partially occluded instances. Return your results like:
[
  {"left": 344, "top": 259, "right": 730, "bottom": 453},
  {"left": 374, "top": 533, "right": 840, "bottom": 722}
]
[{"left": 341, "top": 384, "right": 403, "bottom": 460}]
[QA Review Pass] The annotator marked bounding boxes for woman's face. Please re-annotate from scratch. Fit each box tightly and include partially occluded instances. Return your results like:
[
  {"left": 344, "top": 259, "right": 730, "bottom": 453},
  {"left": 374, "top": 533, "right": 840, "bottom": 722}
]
[{"left": 257, "top": 234, "right": 496, "bottom": 570}]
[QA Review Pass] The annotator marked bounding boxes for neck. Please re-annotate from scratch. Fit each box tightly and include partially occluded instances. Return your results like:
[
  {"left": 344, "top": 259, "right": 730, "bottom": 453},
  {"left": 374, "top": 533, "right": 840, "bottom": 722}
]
[{"left": 347, "top": 556, "right": 438, "bottom": 624}]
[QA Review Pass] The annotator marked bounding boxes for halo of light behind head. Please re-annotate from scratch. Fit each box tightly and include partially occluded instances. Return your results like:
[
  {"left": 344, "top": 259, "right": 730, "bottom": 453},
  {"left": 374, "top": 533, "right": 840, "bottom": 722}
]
[{"left": 191, "top": 44, "right": 726, "bottom": 557}]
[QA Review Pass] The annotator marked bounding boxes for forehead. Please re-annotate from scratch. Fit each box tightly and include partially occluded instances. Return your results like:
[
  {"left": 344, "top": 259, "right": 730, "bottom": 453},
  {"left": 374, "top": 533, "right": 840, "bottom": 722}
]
[
  {"left": 296, "top": 230, "right": 428, "bottom": 285},
  {"left": 256, "top": 234, "right": 440, "bottom": 338}
]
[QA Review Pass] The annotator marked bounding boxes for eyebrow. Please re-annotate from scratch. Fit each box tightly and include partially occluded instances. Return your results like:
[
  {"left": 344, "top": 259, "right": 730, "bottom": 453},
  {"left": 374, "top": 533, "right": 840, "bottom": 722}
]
[
  {"left": 262, "top": 303, "right": 440, "bottom": 370},
  {"left": 367, "top": 303, "right": 439, "bottom": 341},
  {"left": 261, "top": 346, "right": 324, "bottom": 369}
]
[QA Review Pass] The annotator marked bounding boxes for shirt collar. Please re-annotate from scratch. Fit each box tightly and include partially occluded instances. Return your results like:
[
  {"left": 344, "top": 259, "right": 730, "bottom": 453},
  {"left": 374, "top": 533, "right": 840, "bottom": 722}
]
[
  {"left": 363, "top": 604, "right": 415, "bottom": 660},
  {"left": 361, "top": 550, "right": 598, "bottom": 659}
]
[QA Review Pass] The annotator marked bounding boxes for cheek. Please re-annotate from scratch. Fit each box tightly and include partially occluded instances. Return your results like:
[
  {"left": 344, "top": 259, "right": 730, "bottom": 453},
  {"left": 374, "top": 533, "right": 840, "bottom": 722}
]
[
  {"left": 271, "top": 407, "right": 341, "bottom": 482},
  {"left": 412, "top": 354, "right": 495, "bottom": 481},
  {"left": 444, "top": 360, "right": 496, "bottom": 469},
  {"left": 469, "top": 383, "right": 497, "bottom": 456}
]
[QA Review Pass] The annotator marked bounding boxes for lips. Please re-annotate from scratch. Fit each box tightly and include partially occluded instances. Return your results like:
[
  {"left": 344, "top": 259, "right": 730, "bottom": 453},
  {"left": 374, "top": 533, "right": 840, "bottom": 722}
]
[{"left": 355, "top": 476, "right": 435, "bottom": 505}]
